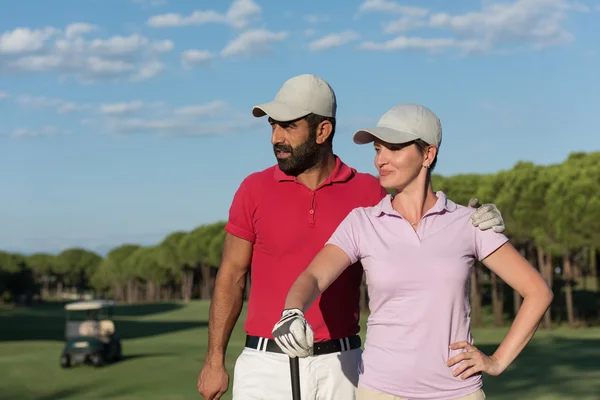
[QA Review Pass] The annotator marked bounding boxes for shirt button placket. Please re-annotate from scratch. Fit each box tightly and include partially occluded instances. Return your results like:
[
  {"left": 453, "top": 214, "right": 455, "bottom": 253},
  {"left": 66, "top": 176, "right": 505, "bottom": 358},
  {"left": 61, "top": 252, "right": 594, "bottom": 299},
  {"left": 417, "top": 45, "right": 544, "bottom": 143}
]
[{"left": 308, "top": 191, "right": 315, "bottom": 225}]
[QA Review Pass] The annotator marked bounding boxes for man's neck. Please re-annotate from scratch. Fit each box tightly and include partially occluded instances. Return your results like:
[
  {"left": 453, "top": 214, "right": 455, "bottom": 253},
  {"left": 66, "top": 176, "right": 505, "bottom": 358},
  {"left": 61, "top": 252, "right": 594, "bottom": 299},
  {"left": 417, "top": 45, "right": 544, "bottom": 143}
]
[{"left": 296, "top": 152, "right": 337, "bottom": 190}]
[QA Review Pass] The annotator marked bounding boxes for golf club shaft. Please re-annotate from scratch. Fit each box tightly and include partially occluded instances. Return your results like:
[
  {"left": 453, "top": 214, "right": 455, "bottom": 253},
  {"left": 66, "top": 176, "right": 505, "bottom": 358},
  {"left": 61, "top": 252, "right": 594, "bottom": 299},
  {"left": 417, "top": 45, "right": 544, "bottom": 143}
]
[{"left": 289, "top": 356, "right": 301, "bottom": 400}]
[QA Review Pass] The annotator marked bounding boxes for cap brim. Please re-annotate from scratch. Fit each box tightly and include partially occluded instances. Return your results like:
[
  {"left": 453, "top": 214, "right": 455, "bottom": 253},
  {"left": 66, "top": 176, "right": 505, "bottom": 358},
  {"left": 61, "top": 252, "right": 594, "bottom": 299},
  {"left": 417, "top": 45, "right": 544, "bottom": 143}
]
[
  {"left": 353, "top": 127, "right": 419, "bottom": 145},
  {"left": 252, "top": 101, "right": 311, "bottom": 122}
]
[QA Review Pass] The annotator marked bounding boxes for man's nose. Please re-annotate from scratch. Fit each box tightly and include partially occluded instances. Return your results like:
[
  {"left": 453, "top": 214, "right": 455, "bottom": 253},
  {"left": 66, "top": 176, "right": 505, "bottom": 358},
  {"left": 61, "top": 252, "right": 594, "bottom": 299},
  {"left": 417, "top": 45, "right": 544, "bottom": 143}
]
[{"left": 271, "top": 124, "right": 285, "bottom": 145}]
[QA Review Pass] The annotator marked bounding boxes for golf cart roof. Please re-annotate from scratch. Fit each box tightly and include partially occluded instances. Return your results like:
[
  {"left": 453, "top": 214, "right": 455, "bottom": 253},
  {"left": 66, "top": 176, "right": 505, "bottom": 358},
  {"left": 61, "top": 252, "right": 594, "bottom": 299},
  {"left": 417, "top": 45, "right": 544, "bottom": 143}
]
[{"left": 65, "top": 300, "right": 116, "bottom": 311}]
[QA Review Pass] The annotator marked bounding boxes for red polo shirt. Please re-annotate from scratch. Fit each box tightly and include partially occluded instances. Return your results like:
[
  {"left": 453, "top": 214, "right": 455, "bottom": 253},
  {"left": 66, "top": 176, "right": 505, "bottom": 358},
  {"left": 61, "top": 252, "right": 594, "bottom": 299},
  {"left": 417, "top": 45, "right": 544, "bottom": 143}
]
[{"left": 225, "top": 156, "right": 388, "bottom": 341}]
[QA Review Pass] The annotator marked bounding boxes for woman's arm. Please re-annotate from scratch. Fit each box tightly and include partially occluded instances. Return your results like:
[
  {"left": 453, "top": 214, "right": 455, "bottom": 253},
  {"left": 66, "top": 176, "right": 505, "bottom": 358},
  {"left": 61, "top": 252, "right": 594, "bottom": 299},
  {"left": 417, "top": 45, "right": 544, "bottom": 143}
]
[
  {"left": 448, "top": 242, "right": 553, "bottom": 379},
  {"left": 482, "top": 242, "right": 554, "bottom": 369},
  {"left": 284, "top": 244, "right": 353, "bottom": 312}
]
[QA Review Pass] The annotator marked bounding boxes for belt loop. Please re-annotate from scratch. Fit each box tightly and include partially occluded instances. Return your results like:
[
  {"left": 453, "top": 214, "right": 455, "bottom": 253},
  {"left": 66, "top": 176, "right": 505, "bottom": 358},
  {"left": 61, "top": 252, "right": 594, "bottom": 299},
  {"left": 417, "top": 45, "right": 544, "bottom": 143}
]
[
  {"left": 339, "top": 338, "right": 346, "bottom": 352},
  {"left": 345, "top": 337, "right": 350, "bottom": 351}
]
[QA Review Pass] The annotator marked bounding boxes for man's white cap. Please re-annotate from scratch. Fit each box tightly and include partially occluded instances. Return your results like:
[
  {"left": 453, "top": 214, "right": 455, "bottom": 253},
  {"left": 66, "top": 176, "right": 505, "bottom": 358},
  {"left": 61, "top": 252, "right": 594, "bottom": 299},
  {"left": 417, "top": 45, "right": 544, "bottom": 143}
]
[
  {"left": 353, "top": 103, "right": 442, "bottom": 147},
  {"left": 252, "top": 74, "right": 336, "bottom": 122}
]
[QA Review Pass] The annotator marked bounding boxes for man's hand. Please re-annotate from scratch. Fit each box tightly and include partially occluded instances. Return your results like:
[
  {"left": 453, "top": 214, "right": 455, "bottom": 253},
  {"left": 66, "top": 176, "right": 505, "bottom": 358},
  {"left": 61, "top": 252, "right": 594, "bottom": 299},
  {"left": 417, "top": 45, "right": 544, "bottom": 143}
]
[
  {"left": 468, "top": 198, "right": 505, "bottom": 233},
  {"left": 272, "top": 308, "right": 314, "bottom": 358},
  {"left": 197, "top": 362, "right": 229, "bottom": 400}
]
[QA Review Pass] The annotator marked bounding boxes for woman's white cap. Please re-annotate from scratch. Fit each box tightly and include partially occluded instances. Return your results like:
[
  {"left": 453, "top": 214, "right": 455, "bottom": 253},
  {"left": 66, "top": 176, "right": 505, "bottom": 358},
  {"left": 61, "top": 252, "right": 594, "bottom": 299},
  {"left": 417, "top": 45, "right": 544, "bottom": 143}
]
[{"left": 353, "top": 103, "right": 442, "bottom": 147}]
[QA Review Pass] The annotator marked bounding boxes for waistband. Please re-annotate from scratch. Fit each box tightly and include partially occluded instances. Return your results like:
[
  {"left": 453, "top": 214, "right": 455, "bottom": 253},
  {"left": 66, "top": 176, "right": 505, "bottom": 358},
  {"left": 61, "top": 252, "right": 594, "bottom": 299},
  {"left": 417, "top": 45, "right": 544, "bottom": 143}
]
[{"left": 245, "top": 334, "right": 361, "bottom": 356}]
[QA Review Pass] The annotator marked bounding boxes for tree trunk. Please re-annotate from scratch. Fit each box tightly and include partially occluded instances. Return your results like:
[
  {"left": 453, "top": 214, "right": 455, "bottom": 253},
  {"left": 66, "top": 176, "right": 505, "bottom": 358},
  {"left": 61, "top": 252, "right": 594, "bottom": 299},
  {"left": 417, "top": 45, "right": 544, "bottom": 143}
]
[
  {"left": 42, "top": 279, "right": 50, "bottom": 300},
  {"left": 491, "top": 272, "right": 504, "bottom": 327},
  {"left": 127, "top": 280, "right": 136, "bottom": 304},
  {"left": 593, "top": 246, "right": 600, "bottom": 293},
  {"left": 146, "top": 281, "right": 155, "bottom": 302},
  {"left": 469, "top": 264, "right": 482, "bottom": 328},
  {"left": 200, "top": 264, "right": 211, "bottom": 299},
  {"left": 181, "top": 270, "right": 194, "bottom": 303},
  {"left": 56, "top": 281, "right": 63, "bottom": 300},
  {"left": 537, "top": 246, "right": 552, "bottom": 329},
  {"left": 563, "top": 254, "right": 576, "bottom": 327}
]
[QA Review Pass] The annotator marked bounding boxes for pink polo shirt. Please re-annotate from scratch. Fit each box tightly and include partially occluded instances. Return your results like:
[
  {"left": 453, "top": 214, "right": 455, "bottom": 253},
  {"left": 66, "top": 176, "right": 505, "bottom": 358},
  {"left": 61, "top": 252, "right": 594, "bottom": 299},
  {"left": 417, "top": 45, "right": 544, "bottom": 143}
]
[{"left": 326, "top": 191, "right": 509, "bottom": 399}]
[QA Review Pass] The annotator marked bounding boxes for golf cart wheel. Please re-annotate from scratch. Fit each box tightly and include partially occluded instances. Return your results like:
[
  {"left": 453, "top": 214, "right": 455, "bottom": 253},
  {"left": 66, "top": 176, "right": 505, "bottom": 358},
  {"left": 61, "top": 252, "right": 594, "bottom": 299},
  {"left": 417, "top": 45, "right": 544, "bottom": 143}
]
[
  {"left": 60, "top": 355, "right": 71, "bottom": 368},
  {"left": 90, "top": 353, "right": 104, "bottom": 367},
  {"left": 115, "top": 343, "right": 122, "bottom": 360}
]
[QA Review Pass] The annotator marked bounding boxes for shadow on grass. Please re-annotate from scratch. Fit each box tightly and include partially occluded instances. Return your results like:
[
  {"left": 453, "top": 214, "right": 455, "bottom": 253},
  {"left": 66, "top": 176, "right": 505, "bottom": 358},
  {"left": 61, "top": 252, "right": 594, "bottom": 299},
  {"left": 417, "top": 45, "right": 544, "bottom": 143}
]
[
  {"left": 0, "top": 302, "right": 206, "bottom": 342},
  {"left": 0, "top": 382, "right": 109, "bottom": 400},
  {"left": 113, "top": 302, "right": 184, "bottom": 317},
  {"left": 478, "top": 336, "right": 600, "bottom": 399}
]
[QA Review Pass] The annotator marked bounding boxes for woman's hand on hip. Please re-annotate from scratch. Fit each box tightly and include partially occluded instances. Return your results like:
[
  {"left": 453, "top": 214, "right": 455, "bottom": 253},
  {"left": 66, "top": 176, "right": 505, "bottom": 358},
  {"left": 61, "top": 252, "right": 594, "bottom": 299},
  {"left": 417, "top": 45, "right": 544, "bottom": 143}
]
[{"left": 446, "top": 341, "right": 505, "bottom": 380}]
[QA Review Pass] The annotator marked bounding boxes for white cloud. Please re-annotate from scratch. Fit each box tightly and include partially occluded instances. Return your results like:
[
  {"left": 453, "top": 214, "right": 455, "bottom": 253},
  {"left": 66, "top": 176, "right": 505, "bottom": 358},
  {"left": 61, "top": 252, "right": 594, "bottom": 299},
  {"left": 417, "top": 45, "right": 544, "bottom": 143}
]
[
  {"left": 304, "top": 28, "right": 317, "bottom": 37},
  {"left": 100, "top": 101, "right": 144, "bottom": 115},
  {"left": 221, "top": 29, "right": 288, "bottom": 57},
  {"left": 309, "top": 31, "right": 360, "bottom": 51},
  {"left": 359, "top": 36, "right": 466, "bottom": 52},
  {"left": 173, "top": 101, "right": 228, "bottom": 117},
  {"left": 7, "top": 92, "right": 259, "bottom": 139},
  {"left": 131, "top": 61, "right": 164, "bottom": 82},
  {"left": 147, "top": 0, "right": 261, "bottom": 30},
  {"left": 428, "top": 0, "right": 580, "bottom": 51},
  {"left": 0, "top": 26, "right": 173, "bottom": 83},
  {"left": 0, "top": 27, "right": 60, "bottom": 54},
  {"left": 107, "top": 116, "right": 262, "bottom": 137},
  {"left": 226, "top": 0, "right": 262, "bottom": 29},
  {"left": 16, "top": 95, "right": 86, "bottom": 113},
  {"left": 10, "top": 126, "right": 69, "bottom": 138},
  {"left": 304, "top": 15, "right": 330, "bottom": 24},
  {"left": 181, "top": 49, "right": 215, "bottom": 68},
  {"left": 384, "top": 17, "right": 427, "bottom": 34},
  {"left": 65, "top": 23, "right": 96, "bottom": 39},
  {"left": 0, "top": 91, "right": 8, "bottom": 100},
  {"left": 358, "top": 0, "right": 586, "bottom": 54},
  {"left": 357, "top": 0, "right": 429, "bottom": 17}
]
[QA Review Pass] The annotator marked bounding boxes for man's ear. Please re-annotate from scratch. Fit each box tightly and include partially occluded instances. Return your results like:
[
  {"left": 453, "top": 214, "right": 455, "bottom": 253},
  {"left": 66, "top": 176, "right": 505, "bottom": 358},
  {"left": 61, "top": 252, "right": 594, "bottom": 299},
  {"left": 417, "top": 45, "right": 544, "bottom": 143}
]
[{"left": 315, "top": 121, "right": 333, "bottom": 144}]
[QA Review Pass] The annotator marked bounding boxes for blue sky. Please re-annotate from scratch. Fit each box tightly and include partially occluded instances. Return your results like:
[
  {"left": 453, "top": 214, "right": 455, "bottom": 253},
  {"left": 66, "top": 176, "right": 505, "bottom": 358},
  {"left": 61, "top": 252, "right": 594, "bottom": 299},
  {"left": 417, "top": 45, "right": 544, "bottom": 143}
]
[{"left": 1, "top": 0, "right": 598, "bottom": 255}]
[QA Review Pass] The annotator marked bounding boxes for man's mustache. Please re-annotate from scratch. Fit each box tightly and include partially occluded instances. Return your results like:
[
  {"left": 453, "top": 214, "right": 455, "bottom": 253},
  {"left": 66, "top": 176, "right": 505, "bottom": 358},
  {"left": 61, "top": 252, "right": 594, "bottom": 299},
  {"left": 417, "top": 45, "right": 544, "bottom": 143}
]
[{"left": 274, "top": 144, "right": 293, "bottom": 153}]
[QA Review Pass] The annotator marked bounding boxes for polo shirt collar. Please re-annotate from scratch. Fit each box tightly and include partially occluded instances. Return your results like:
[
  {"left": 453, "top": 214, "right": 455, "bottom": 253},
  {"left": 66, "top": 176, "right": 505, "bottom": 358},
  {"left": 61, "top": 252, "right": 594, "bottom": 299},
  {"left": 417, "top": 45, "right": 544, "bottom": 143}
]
[
  {"left": 273, "top": 155, "right": 354, "bottom": 186},
  {"left": 371, "top": 191, "right": 457, "bottom": 218}
]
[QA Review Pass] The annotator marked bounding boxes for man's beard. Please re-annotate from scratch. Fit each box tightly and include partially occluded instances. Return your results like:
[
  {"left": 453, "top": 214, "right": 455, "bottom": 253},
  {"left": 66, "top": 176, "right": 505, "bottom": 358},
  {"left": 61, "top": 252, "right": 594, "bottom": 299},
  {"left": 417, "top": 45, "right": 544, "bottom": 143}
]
[{"left": 273, "top": 131, "right": 322, "bottom": 176}]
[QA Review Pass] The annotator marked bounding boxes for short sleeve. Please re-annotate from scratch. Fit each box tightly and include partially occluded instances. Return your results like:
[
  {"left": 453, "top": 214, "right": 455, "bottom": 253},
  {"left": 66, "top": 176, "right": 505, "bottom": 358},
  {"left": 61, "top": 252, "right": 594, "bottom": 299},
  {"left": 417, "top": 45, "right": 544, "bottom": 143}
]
[
  {"left": 325, "top": 209, "right": 362, "bottom": 264},
  {"left": 225, "top": 179, "right": 256, "bottom": 243},
  {"left": 473, "top": 224, "right": 510, "bottom": 261}
]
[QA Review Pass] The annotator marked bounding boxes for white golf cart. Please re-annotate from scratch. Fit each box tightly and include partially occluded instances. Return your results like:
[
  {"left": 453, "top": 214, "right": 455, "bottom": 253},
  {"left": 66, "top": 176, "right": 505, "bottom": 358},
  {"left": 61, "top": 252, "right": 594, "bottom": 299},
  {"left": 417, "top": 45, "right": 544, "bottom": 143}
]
[{"left": 60, "top": 300, "right": 122, "bottom": 368}]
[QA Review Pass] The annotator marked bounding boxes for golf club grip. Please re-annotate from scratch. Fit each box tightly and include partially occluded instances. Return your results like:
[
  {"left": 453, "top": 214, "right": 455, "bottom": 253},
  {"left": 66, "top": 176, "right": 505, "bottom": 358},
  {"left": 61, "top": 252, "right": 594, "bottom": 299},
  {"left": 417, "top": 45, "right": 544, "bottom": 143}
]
[{"left": 289, "top": 356, "right": 301, "bottom": 400}]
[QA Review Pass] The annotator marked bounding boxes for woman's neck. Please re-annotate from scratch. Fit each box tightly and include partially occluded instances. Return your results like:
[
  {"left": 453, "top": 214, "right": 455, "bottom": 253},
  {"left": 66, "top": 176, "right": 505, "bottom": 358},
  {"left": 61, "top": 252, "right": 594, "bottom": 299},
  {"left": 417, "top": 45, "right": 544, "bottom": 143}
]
[{"left": 391, "top": 178, "right": 438, "bottom": 225}]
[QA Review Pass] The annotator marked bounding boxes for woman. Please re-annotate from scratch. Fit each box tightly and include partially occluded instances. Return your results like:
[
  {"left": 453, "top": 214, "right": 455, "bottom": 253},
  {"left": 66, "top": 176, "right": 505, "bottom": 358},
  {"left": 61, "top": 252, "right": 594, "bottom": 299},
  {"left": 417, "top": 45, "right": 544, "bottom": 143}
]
[{"left": 271, "top": 103, "right": 553, "bottom": 400}]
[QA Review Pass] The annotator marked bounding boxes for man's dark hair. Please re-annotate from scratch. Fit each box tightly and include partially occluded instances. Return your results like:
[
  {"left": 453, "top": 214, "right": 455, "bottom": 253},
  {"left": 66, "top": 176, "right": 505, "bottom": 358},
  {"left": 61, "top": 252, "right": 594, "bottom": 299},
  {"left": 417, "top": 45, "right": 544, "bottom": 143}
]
[{"left": 305, "top": 113, "right": 336, "bottom": 145}]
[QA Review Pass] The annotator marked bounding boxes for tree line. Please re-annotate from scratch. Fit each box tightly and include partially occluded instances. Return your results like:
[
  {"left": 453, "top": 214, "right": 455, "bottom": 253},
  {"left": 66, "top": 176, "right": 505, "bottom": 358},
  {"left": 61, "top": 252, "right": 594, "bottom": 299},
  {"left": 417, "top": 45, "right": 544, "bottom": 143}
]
[{"left": 1, "top": 151, "right": 598, "bottom": 328}]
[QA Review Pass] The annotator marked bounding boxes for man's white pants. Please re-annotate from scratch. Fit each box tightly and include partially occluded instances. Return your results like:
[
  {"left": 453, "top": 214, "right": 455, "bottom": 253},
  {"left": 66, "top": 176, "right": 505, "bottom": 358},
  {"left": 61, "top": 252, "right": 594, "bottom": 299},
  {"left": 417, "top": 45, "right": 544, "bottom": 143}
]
[{"left": 232, "top": 346, "right": 361, "bottom": 400}]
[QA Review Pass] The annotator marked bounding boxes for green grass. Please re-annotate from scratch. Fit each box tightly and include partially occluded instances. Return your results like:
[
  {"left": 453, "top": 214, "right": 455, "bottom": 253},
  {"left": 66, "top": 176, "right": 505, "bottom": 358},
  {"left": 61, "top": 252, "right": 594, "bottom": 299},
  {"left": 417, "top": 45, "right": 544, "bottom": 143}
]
[{"left": 0, "top": 301, "right": 599, "bottom": 400}]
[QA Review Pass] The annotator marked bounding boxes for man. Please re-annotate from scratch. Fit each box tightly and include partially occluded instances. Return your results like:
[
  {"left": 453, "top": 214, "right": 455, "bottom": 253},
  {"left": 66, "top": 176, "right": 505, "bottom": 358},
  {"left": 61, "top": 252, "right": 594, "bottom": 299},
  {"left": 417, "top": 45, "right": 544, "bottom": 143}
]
[{"left": 196, "top": 74, "right": 505, "bottom": 400}]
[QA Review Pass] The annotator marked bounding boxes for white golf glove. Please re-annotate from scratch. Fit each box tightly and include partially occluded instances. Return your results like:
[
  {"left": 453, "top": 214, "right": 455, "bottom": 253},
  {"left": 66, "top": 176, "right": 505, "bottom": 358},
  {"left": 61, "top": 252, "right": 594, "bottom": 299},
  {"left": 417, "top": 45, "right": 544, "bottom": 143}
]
[
  {"left": 272, "top": 308, "right": 314, "bottom": 358},
  {"left": 468, "top": 198, "right": 505, "bottom": 233}
]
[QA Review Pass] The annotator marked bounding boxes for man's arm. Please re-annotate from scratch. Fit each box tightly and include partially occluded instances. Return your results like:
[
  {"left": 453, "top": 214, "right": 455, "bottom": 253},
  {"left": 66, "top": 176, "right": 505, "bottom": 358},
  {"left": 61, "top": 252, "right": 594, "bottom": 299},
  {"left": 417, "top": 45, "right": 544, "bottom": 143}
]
[{"left": 204, "top": 233, "right": 253, "bottom": 366}]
